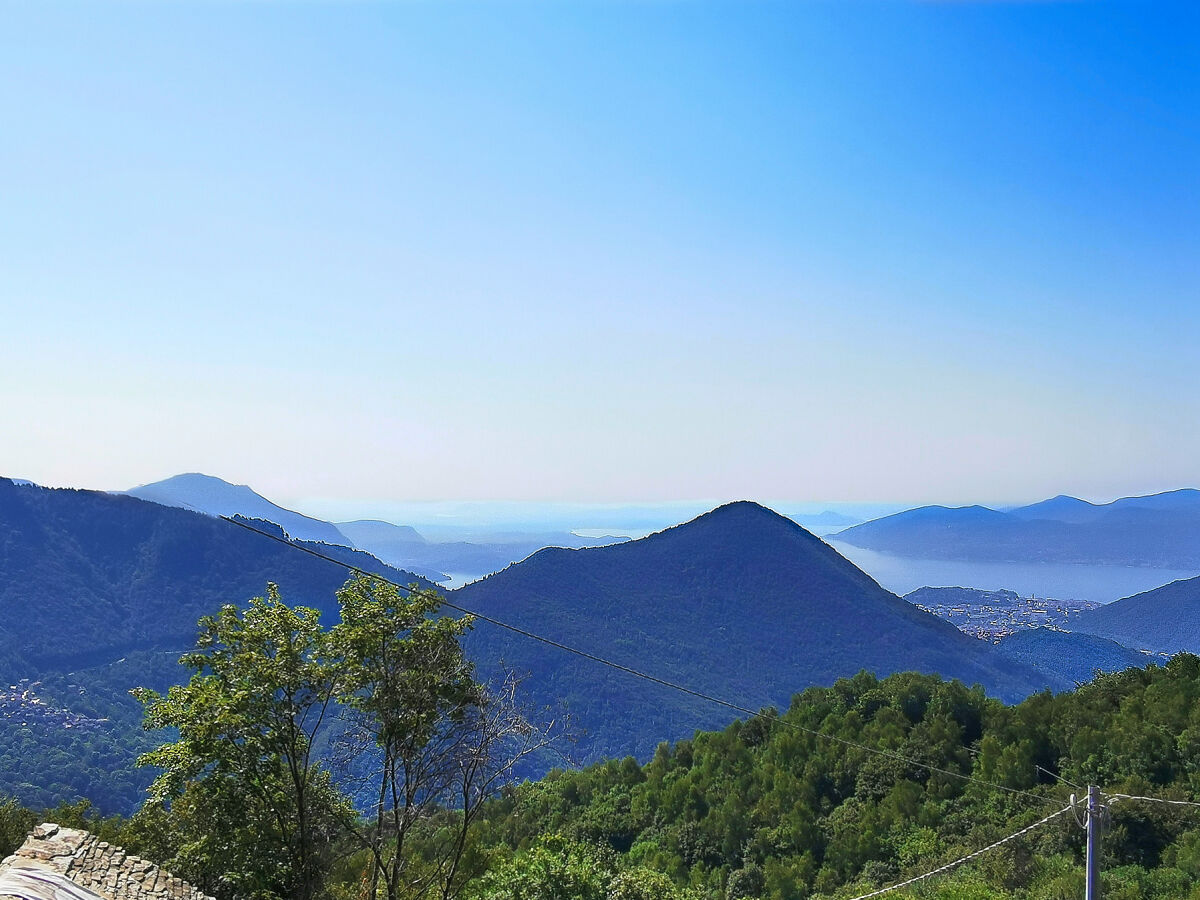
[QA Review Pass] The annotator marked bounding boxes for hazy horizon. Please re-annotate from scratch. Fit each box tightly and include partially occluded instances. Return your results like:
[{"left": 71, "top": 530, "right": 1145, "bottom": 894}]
[{"left": 9, "top": 470, "right": 1200, "bottom": 541}]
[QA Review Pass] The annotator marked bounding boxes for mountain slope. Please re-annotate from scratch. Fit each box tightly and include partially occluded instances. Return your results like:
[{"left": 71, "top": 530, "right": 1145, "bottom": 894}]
[
  {"left": 0, "top": 478, "right": 434, "bottom": 812},
  {"left": 994, "top": 630, "right": 1150, "bottom": 688},
  {"left": 337, "top": 519, "right": 427, "bottom": 548},
  {"left": 0, "top": 478, "right": 432, "bottom": 670},
  {"left": 453, "top": 501, "right": 1051, "bottom": 763},
  {"left": 1072, "top": 576, "right": 1200, "bottom": 653},
  {"left": 126, "top": 473, "right": 349, "bottom": 545}
]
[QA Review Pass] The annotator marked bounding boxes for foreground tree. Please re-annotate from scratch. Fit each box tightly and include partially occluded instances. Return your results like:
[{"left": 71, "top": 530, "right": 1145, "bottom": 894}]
[
  {"left": 133, "top": 587, "right": 348, "bottom": 900},
  {"left": 135, "top": 575, "right": 561, "bottom": 900},
  {"left": 330, "top": 577, "right": 564, "bottom": 900}
]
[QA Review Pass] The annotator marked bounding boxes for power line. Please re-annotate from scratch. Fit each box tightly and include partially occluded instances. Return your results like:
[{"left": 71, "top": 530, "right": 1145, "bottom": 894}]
[
  {"left": 845, "top": 805, "right": 1074, "bottom": 900},
  {"left": 1037, "top": 764, "right": 1081, "bottom": 791},
  {"left": 221, "top": 515, "right": 1060, "bottom": 808},
  {"left": 1108, "top": 793, "right": 1200, "bottom": 810}
]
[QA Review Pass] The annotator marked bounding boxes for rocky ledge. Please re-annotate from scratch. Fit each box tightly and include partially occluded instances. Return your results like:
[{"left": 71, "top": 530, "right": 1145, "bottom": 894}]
[{"left": 0, "top": 823, "right": 211, "bottom": 900}]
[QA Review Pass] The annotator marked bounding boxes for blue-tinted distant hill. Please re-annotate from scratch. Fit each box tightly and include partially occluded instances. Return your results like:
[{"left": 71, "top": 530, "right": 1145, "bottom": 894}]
[
  {"left": 1072, "top": 576, "right": 1200, "bottom": 653},
  {"left": 1007, "top": 494, "right": 1104, "bottom": 524},
  {"left": 835, "top": 489, "right": 1200, "bottom": 568},
  {"left": 337, "top": 519, "right": 427, "bottom": 548},
  {"left": 453, "top": 501, "right": 1050, "bottom": 764},
  {"left": 994, "top": 630, "right": 1151, "bottom": 689},
  {"left": 125, "top": 472, "right": 350, "bottom": 546},
  {"left": 1007, "top": 489, "right": 1200, "bottom": 523}
]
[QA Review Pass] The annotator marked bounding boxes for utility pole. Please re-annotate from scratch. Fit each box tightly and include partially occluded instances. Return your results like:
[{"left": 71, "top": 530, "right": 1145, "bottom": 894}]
[{"left": 1085, "top": 784, "right": 1104, "bottom": 900}]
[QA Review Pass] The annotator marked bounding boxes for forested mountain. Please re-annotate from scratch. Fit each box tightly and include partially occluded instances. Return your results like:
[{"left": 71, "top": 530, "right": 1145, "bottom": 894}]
[
  {"left": 125, "top": 473, "right": 350, "bottom": 546},
  {"left": 993, "top": 629, "right": 1153, "bottom": 686},
  {"left": 0, "top": 481, "right": 1161, "bottom": 820},
  {"left": 835, "top": 489, "right": 1200, "bottom": 568},
  {"left": 470, "top": 658, "right": 1200, "bottom": 900},
  {"left": 0, "top": 479, "right": 429, "bottom": 672},
  {"left": 453, "top": 501, "right": 1053, "bottom": 764},
  {"left": 1072, "top": 576, "right": 1200, "bottom": 653},
  {"left": 0, "top": 478, "right": 431, "bottom": 811}
]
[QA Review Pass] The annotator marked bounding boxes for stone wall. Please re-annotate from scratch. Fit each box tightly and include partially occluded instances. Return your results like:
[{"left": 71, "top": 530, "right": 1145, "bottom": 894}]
[{"left": 0, "top": 823, "right": 212, "bottom": 900}]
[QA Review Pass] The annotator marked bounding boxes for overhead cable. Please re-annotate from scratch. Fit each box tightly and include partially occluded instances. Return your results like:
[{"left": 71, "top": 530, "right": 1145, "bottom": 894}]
[
  {"left": 845, "top": 805, "right": 1074, "bottom": 900},
  {"left": 1108, "top": 793, "right": 1200, "bottom": 810}
]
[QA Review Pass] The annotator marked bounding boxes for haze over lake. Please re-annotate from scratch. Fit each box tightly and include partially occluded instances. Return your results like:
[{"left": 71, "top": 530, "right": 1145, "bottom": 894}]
[{"left": 827, "top": 540, "right": 1200, "bottom": 604}]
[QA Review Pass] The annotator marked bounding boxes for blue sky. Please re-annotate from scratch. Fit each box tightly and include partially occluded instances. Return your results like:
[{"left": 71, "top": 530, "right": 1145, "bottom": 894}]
[{"left": 2, "top": 1, "right": 1196, "bottom": 509}]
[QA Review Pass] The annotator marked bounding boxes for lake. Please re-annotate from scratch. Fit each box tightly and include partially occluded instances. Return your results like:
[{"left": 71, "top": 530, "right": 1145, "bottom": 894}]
[{"left": 827, "top": 540, "right": 1200, "bottom": 603}]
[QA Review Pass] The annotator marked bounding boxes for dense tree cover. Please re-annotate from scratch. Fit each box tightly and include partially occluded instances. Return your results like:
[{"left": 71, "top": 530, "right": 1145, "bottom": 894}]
[
  {"left": 0, "top": 479, "right": 428, "bottom": 674},
  {"left": 0, "top": 649, "right": 185, "bottom": 811},
  {"left": 8, "top": 645, "right": 1200, "bottom": 899},
  {"left": 6, "top": 520, "right": 1200, "bottom": 900},
  {"left": 0, "top": 478, "right": 432, "bottom": 813},
  {"left": 993, "top": 630, "right": 1151, "bottom": 687},
  {"left": 464, "top": 659, "right": 1200, "bottom": 900}
]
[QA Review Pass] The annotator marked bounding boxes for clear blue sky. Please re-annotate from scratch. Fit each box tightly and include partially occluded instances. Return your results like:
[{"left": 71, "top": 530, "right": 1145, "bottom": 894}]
[{"left": 2, "top": 1, "right": 1196, "bottom": 508}]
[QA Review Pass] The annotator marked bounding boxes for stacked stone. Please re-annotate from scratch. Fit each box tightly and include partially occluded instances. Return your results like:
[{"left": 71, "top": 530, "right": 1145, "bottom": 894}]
[{"left": 0, "top": 824, "right": 212, "bottom": 900}]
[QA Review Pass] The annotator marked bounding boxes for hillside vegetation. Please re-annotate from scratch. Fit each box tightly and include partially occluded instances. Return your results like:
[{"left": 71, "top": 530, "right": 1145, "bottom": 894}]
[
  {"left": 10, "top": 659, "right": 1200, "bottom": 900},
  {"left": 467, "top": 658, "right": 1200, "bottom": 900}
]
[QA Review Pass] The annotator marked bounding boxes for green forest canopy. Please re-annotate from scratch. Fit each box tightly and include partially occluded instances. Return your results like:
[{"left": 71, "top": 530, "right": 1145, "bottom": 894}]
[{"left": 9, "top": 655, "right": 1200, "bottom": 900}]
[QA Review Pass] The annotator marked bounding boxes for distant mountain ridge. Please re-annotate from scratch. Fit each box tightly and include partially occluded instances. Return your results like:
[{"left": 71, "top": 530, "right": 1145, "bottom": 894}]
[
  {"left": 836, "top": 489, "right": 1200, "bottom": 568},
  {"left": 126, "top": 473, "right": 350, "bottom": 546},
  {"left": 454, "top": 501, "right": 1054, "bottom": 763},
  {"left": 337, "top": 519, "right": 427, "bottom": 547},
  {"left": 125, "top": 474, "right": 629, "bottom": 584}
]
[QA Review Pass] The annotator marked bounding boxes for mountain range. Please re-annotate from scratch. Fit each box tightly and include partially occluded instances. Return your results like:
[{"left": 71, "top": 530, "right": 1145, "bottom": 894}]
[
  {"left": 835, "top": 489, "right": 1200, "bottom": 568},
  {"left": 1, "top": 475, "right": 1187, "bottom": 813}
]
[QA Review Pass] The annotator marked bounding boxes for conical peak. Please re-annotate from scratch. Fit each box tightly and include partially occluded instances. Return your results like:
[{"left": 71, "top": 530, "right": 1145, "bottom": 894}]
[{"left": 662, "top": 500, "right": 817, "bottom": 543}]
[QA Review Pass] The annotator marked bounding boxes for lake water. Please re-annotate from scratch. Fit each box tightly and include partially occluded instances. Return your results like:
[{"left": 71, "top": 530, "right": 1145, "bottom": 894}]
[
  {"left": 436, "top": 572, "right": 486, "bottom": 591},
  {"left": 827, "top": 541, "right": 1200, "bottom": 604}
]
